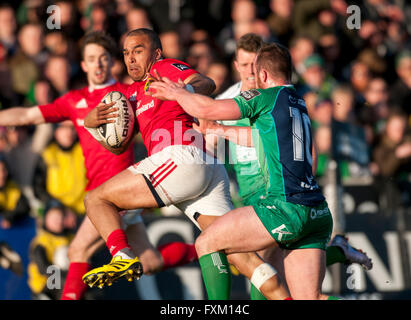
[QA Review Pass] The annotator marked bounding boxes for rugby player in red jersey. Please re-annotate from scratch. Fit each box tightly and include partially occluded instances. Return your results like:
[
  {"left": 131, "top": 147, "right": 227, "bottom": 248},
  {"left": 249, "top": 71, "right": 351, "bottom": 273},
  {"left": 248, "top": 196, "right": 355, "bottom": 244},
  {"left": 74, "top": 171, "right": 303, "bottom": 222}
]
[
  {"left": 82, "top": 29, "right": 291, "bottom": 300},
  {"left": 0, "top": 31, "right": 198, "bottom": 300}
]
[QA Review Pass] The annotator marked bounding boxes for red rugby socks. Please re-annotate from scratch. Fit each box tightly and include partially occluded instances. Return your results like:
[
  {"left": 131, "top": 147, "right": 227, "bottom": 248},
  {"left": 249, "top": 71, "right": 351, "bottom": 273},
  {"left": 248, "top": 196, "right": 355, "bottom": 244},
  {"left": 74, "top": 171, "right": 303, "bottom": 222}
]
[
  {"left": 106, "top": 229, "right": 131, "bottom": 256},
  {"left": 157, "top": 242, "right": 198, "bottom": 270},
  {"left": 61, "top": 262, "right": 91, "bottom": 300}
]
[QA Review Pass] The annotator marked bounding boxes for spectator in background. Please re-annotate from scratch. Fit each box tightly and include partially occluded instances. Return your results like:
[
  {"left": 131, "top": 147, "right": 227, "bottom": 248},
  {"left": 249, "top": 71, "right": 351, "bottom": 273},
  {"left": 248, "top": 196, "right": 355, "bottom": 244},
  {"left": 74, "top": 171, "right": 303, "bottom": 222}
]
[
  {"left": 205, "top": 61, "right": 231, "bottom": 97},
  {"left": 266, "top": 0, "right": 294, "bottom": 46},
  {"left": 28, "top": 199, "right": 72, "bottom": 300},
  {"left": 372, "top": 110, "right": 411, "bottom": 178},
  {"left": 389, "top": 50, "right": 411, "bottom": 117},
  {"left": 252, "top": 18, "right": 276, "bottom": 43},
  {"left": 54, "top": 0, "right": 83, "bottom": 40},
  {"left": 9, "top": 23, "right": 46, "bottom": 103},
  {"left": 331, "top": 84, "right": 357, "bottom": 125},
  {"left": 0, "top": 154, "right": 30, "bottom": 229},
  {"left": 44, "top": 55, "right": 70, "bottom": 96},
  {"left": 33, "top": 120, "right": 87, "bottom": 216},
  {"left": 289, "top": 35, "right": 315, "bottom": 79},
  {"left": 331, "top": 84, "right": 371, "bottom": 178},
  {"left": 292, "top": 0, "right": 347, "bottom": 41},
  {"left": 358, "top": 77, "right": 390, "bottom": 144},
  {"left": 160, "top": 30, "right": 183, "bottom": 60},
  {"left": 125, "top": 6, "right": 152, "bottom": 32},
  {"left": 0, "top": 127, "right": 8, "bottom": 153},
  {"left": 218, "top": 0, "right": 257, "bottom": 56},
  {"left": 348, "top": 60, "right": 372, "bottom": 106},
  {"left": 311, "top": 98, "right": 334, "bottom": 130},
  {"left": 88, "top": 4, "right": 109, "bottom": 33},
  {"left": 372, "top": 110, "right": 411, "bottom": 209},
  {"left": 3, "top": 126, "right": 41, "bottom": 215},
  {"left": 318, "top": 32, "right": 344, "bottom": 80},
  {"left": 186, "top": 40, "right": 215, "bottom": 75},
  {"left": 0, "top": 42, "right": 16, "bottom": 109},
  {"left": 0, "top": 241, "right": 23, "bottom": 276},
  {"left": 0, "top": 4, "right": 17, "bottom": 58},
  {"left": 297, "top": 54, "right": 337, "bottom": 100}
]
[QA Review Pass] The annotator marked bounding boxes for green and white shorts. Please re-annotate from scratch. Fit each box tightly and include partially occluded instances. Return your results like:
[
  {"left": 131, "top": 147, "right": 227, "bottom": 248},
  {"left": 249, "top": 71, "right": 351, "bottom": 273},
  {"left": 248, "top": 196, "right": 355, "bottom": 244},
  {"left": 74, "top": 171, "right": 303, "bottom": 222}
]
[{"left": 252, "top": 196, "right": 333, "bottom": 250}]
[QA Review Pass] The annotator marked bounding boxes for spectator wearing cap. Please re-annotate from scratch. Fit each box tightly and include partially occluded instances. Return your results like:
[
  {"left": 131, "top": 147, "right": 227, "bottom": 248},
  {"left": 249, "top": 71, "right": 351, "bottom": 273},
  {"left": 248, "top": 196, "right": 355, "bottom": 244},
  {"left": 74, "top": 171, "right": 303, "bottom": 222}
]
[{"left": 296, "top": 53, "right": 337, "bottom": 101}]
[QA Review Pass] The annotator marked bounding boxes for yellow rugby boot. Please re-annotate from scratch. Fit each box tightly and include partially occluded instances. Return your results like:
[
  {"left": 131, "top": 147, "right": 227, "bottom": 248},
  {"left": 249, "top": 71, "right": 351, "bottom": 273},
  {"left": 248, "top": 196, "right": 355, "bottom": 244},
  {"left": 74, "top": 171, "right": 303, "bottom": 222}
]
[{"left": 82, "top": 255, "right": 143, "bottom": 288}]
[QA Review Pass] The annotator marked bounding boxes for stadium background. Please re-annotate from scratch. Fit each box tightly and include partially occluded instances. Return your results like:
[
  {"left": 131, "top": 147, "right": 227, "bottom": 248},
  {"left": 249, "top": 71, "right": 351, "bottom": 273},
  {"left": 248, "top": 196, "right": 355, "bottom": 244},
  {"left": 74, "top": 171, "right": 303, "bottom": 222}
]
[{"left": 0, "top": 0, "right": 411, "bottom": 300}]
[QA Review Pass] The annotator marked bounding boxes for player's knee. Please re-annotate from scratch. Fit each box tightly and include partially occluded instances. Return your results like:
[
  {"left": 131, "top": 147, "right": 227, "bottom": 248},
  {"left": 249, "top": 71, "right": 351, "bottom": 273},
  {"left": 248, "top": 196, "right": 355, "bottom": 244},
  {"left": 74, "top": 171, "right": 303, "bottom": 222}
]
[
  {"left": 67, "top": 241, "right": 88, "bottom": 262},
  {"left": 194, "top": 233, "right": 213, "bottom": 257},
  {"left": 84, "top": 189, "right": 101, "bottom": 210}
]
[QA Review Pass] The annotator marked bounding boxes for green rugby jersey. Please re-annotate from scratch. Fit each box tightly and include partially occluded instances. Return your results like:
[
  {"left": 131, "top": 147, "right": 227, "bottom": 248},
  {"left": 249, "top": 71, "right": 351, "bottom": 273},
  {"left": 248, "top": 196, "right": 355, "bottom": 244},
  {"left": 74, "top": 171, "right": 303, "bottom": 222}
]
[
  {"left": 216, "top": 82, "right": 266, "bottom": 199},
  {"left": 220, "top": 118, "right": 267, "bottom": 199},
  {"left": 233, "top": 85, "right": 325, "bottom": 206}
]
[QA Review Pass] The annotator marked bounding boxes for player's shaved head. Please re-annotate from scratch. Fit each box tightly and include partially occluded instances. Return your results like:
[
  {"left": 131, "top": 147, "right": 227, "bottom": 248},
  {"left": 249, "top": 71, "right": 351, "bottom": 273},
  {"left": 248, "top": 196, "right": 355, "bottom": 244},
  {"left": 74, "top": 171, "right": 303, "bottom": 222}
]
[{"left": 126, "top": 28, "right": 162, "bottom": 51}]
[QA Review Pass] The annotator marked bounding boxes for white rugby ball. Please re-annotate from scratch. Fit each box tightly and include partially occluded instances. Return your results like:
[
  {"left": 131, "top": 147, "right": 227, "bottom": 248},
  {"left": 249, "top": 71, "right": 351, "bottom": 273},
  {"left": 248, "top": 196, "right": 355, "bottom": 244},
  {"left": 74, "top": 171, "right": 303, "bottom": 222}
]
[{"left": 97, "top": 91, "right": 135, "bottom": 148}]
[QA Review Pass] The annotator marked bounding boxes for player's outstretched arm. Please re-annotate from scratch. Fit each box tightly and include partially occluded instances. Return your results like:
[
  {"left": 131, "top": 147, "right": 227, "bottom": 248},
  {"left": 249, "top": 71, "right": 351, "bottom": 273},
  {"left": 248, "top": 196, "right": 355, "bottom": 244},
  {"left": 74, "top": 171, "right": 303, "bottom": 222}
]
[
  {"left": 194, "top": 120, "right": 254, "bottom": 147},
  {"left": 149, "top": 78, "right": 241, "bottom": 121},
  {"left": 0, "top": 106, "right": 45, "bottom": 127}
]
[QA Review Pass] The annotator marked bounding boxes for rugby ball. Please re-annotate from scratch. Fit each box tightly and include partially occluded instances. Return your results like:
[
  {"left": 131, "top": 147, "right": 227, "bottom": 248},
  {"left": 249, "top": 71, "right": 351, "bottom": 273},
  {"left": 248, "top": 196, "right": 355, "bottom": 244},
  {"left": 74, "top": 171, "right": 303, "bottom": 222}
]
[{"left": 97, "top": 91, "right": 135, "bottom": 148}]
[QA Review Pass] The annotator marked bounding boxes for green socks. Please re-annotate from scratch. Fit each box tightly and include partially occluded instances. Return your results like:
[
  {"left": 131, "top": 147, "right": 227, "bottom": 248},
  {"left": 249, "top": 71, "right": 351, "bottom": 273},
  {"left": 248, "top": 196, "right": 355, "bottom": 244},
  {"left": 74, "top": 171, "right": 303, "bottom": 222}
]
[
  {"left": 199, "top": 252, "right": 232, "bottom": 300},
  {"left": 326, "top": 246, "right": 346, "bottom": 266},
  {"left": 250, "top": 283, "right": 267, "bottom": 300}
]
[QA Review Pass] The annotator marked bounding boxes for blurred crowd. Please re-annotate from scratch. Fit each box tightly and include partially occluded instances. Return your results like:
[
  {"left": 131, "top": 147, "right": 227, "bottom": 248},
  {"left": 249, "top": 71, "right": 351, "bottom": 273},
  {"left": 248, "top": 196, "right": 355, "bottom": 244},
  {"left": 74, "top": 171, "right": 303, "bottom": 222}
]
[{"left": 0, "top": 0, "right": 410, "bottom": 298}]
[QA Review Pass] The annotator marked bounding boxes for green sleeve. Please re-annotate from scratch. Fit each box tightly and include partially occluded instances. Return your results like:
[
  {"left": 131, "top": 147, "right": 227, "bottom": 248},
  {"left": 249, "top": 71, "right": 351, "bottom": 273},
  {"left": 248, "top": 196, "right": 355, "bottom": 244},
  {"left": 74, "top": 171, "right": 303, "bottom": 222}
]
[
  {"left": 233, "top": 89, "right": 267, "bottom": 120},
  {"left": 233, "top": 87, "right": 282, "bottom": 120}
]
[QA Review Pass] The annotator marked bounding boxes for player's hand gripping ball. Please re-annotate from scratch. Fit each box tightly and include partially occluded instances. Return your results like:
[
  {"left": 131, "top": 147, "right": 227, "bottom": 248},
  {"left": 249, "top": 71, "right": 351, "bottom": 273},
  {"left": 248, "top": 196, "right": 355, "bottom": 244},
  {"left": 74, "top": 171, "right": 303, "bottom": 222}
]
[{"left": 97, "top": 91, "right": 135, "bottom": 148}]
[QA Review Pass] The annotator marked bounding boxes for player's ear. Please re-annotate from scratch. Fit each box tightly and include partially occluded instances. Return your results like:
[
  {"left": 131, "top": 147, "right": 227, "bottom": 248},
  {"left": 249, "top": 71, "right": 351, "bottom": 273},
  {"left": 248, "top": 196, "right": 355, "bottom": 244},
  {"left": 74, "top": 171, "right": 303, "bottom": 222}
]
[
  {"left": 262, "top": 69, "right": 268, "bottom": 82},
  {"left": 154, "top": 48, "right": 162, "bottom": 61},
  {"left": 80, "top": 60, "right": 88, "bottom": 73},
  {"left": 233, "top": 60, "right": 240, "bottom": 73}
]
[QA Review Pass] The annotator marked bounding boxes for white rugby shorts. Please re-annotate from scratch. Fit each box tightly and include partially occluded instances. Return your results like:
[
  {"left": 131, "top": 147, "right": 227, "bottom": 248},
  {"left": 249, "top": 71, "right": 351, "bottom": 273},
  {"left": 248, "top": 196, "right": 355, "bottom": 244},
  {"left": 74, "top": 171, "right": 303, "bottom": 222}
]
[{"left": 127, "top": 145, "right": 234, "bottom": 229}]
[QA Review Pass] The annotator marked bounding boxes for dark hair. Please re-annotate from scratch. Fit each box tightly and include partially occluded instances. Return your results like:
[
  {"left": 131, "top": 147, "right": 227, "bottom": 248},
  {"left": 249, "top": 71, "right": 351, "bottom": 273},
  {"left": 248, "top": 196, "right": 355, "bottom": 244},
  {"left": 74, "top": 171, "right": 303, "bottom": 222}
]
[
  {"left": 80, "top": 31, "right": 117, "bottom": 59},
  {"left": 256, "top": 42, "right": 292, "bottom": 82},
  {"left": 126, "top": 28, "right": 162, "bottom": 51},
  {"left": 235, "top": 33, "right": 263, "bottom": 57}
]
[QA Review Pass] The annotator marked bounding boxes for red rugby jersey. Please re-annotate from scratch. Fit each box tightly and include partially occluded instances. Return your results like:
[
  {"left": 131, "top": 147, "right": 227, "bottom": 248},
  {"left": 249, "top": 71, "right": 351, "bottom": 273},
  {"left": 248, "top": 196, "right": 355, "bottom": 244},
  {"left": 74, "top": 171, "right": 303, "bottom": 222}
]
[
  {"left": 126, "top": 59, "right": 204, "bottom": 156},
  {"left": 38, "top": 81, "right": 135, "bottom": 191}
]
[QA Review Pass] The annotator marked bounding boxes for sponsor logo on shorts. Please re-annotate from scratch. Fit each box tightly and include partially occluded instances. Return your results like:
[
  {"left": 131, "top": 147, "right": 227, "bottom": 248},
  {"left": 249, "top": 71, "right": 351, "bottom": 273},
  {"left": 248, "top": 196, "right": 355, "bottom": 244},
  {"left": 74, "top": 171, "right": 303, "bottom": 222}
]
[
  {"left": 310, "top": 207, "right": 330, "bottom": 220},
  {"left": 271, "top": 224, "right": 293, "bottom": 241}
]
